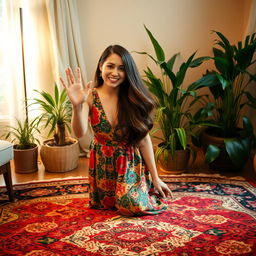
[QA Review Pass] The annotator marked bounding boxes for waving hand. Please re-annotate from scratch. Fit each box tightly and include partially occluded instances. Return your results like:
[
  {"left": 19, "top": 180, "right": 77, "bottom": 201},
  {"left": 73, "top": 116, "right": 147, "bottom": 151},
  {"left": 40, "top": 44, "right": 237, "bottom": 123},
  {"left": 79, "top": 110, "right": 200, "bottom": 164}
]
[{"left": 60, "top": 67, "right": 93, "bottom": 107}]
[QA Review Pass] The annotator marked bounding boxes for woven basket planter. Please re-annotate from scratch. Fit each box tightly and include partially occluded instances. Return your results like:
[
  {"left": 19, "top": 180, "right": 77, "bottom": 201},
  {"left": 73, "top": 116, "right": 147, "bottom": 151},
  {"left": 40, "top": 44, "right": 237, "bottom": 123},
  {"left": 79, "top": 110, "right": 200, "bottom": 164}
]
[{"left": 40, "top": 138, "right": 79, "bottom": 172}]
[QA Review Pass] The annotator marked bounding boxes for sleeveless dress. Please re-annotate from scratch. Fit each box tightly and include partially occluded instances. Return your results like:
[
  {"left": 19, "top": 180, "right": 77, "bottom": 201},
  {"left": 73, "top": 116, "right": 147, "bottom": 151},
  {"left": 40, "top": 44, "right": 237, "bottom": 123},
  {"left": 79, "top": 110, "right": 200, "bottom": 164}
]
[{"left": 88, "top": 88, "right": 167, "bottom": 216}]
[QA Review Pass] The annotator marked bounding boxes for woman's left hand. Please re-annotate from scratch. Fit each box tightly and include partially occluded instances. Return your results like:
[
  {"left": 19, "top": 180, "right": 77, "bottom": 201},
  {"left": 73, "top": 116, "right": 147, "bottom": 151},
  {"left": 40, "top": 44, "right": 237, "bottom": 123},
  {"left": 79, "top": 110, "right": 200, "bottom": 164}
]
[{"left": 152, "top": 177, "right": 173, "bottom": 199}]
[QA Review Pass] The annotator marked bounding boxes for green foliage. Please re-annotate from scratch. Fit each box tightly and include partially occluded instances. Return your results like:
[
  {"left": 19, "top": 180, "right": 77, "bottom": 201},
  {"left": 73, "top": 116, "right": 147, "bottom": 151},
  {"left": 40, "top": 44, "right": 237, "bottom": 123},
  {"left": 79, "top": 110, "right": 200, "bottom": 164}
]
[
  {"left": 137, "top": 25, "right": 212, "bottom": 162},
  {"left": 4, "top": 117, "right": 40, "bottom": 149},
  {"left": 32, "top": 84, "right": 72, "bottom": 146},
  {"left": 194, "top": 31, "right": 256, "bottom": 168}
]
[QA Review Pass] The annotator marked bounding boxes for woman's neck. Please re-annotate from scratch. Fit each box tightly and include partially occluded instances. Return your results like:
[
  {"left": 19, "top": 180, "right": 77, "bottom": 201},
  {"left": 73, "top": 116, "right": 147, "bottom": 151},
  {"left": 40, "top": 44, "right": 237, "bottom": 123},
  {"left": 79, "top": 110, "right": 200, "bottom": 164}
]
[{"left": 98, "top": 84, "right": 120, "bottom": 96}]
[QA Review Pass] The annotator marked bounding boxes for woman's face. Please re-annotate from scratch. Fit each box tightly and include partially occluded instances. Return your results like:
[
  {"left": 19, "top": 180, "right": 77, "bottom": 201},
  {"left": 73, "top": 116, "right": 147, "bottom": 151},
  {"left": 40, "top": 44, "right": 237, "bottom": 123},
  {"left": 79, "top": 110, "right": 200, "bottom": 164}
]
[{"left": 100, "top": 53, "right": 126, "bottom": 88}]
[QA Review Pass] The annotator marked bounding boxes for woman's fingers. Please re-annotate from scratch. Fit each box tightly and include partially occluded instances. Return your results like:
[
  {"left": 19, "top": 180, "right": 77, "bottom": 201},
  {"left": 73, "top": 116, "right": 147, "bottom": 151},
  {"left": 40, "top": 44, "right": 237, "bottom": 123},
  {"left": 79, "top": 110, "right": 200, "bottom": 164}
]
[
  {"left": 85, "top": 81, "right": 93, "bottom": 92},
  {"left": 65, "top": 67, "right": 75, "bottom": 85},
  {"left": 166, "top": 186, "right": 173, "bottom": 197},
  {"left": 86, "top": 81, "right": 93, "bottom": 89},
  {"left": 65, "top": 67, "right": 82, "bottom": 85},
  {"left": 76, "top": 67, "right": 81, "bottom": 84},
  {"left": 169, "top": 190, "right": 174, "bottom": 199},
  {"left": 65, "top": 69, "right": 72, "bottom": 85},
  {"left": 62, "top": 68, "right": 91, "bottom": 97},
  {"left": 84, "top": 81, "right": 93, "bottom": 96},
  {"left": 157, "top": 187, "right": 166, "bottom": 198},
  {"left": 68, "top": 67, "right": 75, "bottom": 84},
  {"left": 155, "top": 180, "right": 173, "bottom": 199},
  {"left": 162, "top": 183, "right": 173, "bottom": 199},
  {"left": 59, "top": 77, "right": 67, "bottom": 88}
]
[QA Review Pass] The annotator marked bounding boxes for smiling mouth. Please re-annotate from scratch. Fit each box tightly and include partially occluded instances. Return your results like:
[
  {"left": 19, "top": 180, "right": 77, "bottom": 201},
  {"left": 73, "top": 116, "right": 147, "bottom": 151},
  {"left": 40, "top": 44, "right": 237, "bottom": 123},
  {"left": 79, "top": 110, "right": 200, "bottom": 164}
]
[{"left": 108, "top": 77, "right": 119, "bottom": 82}]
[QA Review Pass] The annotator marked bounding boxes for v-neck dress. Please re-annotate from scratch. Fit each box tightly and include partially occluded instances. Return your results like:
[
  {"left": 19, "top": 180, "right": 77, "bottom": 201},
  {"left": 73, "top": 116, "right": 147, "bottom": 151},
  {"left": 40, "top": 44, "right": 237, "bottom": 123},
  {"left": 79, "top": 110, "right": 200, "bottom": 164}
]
[{"left": 88, "top": 88, "right": 167, "bottom": 216}]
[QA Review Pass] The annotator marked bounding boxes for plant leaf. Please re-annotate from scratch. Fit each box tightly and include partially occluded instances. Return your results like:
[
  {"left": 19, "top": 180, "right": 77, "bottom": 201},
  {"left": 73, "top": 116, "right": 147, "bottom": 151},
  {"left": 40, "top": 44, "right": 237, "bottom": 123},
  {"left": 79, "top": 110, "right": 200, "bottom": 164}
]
[
  {"left": 160, "top": 62, "right": 177, "bottom": 86},
  {"left": 205, "top": 144, "right": 220, "bottom": 163},
  {"left": 54, "top": 83, "right": 59, "bottom": 107},
  {"left": 133, "top": 51, "right": 158, "bottom": 64},
  {"left": 166, "top": 53, "right": 179, "bottom": 71},
  {"left": 175, "top": 128, "right": 187, "bottom": 150},
  {"left": 225, "top": 137, "right": 251, "bottom": 169},
  {"left": 144, "top": 25, "right": 165, "bottom": 62},
  {"left": 216, "top": 73, "right": 230, "bottom": 90},
  {"left": 189, "top": 56, "right": 210, "bottom": 68}
]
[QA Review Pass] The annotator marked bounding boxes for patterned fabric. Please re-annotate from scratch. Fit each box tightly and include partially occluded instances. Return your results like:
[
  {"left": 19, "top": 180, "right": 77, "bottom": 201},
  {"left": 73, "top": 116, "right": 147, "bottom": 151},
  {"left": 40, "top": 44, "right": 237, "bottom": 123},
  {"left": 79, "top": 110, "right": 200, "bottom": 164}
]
[{"left": 88, "top": 88, "right": 167, "bottom": 216}]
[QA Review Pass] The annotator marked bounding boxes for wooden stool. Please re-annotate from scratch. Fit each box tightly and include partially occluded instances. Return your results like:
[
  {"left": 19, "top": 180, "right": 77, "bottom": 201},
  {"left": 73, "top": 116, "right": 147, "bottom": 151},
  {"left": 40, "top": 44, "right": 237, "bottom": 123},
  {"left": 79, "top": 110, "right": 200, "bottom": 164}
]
[{"left": 0, "top": 140, "right": 14, "bottom": 202}]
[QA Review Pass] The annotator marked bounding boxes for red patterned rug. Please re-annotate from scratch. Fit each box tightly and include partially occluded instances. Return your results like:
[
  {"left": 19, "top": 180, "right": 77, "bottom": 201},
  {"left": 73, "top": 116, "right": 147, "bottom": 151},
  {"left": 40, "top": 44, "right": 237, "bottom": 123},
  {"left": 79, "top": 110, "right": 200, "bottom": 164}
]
[{"left": 0, "top": 175, "right": 255, "bottom": 255}]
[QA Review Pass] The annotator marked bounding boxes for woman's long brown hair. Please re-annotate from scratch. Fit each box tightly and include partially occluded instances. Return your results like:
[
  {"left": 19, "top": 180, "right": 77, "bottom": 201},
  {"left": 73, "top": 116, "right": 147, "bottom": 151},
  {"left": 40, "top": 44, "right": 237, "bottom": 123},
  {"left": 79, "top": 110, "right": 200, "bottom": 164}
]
[{"left": 94, "top": 45, "right": 155, "bottom": 145}]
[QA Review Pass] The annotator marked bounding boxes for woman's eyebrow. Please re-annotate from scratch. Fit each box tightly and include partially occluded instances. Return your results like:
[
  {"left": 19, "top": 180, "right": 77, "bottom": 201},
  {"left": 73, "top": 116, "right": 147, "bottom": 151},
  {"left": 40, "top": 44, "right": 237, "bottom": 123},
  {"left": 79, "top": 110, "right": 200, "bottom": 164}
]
[{"left": 106, "top": 62, "right": 124, "bottom": 67}]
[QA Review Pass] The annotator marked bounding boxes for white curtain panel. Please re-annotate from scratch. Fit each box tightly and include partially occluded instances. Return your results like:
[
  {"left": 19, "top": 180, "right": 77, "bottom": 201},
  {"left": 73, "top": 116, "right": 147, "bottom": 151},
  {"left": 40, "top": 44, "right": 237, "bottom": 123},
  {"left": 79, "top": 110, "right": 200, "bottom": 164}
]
[
  {"left": 0, "top": 0, "right": 56, "bottom": 143},
  {"left": 0, "top": 0, "right": 26, "bottom": 128},
  {"left": 46, "top": 0, "right": 93, "bottom": 157}
]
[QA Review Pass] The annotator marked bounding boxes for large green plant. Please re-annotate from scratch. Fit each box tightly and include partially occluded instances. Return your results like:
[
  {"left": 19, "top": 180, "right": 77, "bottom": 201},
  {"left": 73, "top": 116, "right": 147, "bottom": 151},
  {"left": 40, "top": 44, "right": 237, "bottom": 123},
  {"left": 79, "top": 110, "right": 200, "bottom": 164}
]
[
  {"left": 136, "top": 25, "right": 213, "bottom": 162},
  {"left": 32, "top": 84, "right": 72, "bottom": 146},
  {"left": 194, "top": 31, "right": 256, "bottom": 168},
  {"left": 3, "top": 117, "right": 40, "bottom": 149}
]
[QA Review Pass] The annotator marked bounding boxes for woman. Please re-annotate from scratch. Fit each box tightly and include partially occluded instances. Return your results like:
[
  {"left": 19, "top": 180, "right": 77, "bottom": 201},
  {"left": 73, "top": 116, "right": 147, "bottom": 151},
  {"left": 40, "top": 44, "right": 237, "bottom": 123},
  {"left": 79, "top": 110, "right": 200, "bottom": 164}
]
[{"left": 60, "top": 45, "right": 172, "bottom": 216}]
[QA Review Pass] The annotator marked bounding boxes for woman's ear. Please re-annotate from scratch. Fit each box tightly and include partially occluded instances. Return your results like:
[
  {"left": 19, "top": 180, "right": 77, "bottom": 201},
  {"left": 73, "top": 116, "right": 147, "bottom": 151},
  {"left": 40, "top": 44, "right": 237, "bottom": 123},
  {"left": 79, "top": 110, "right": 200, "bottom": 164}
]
[{"left": 99, "top": 63, "right": 103, "bottom": 72}]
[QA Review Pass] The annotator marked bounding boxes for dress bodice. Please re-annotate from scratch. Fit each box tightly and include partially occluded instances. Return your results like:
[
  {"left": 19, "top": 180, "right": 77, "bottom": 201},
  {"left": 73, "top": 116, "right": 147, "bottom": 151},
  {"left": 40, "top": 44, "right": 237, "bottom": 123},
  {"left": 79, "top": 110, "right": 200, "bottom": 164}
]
[{"left": 89, "top": 88, "right": 124, "bottom": 146}]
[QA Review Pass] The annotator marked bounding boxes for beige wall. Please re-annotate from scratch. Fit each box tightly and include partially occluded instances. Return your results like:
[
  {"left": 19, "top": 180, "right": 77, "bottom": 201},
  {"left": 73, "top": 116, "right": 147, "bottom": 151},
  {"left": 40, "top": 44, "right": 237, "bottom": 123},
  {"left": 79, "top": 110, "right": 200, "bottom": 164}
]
[{"left": 76, "top": 0, "right": 252, "bottom": 85}]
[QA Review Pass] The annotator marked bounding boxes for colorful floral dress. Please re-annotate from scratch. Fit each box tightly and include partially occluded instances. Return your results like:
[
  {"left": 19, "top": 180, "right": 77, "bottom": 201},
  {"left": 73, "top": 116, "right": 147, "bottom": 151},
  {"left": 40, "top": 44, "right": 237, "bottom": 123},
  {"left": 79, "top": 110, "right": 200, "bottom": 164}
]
[{"left": 88, "top": 88, "right": 167, "bottom": 216}]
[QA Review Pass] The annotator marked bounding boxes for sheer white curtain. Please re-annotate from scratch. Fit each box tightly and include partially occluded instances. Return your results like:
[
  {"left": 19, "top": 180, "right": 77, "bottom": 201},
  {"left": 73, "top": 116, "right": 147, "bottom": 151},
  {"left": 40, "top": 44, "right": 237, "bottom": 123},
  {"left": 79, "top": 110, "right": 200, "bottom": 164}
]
[
  {"left": 46, "top": 0, "right": 93, "bottom": 156},
  {"left": 0, "top": 0, "right": 93, "bottom": 155},
  {"left": 0, "top": 0, "right": 55, "bottom": 135},
  {"left": 0, "top": 0, "right": 25, "bottom": 130}
]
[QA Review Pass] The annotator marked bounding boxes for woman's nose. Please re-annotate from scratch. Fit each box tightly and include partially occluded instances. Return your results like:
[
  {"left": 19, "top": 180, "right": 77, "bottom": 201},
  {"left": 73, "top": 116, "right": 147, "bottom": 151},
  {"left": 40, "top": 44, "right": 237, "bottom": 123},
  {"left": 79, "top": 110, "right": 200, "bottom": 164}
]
[{"left": 111, "top": 68, "right": 119, "bottom": 76}]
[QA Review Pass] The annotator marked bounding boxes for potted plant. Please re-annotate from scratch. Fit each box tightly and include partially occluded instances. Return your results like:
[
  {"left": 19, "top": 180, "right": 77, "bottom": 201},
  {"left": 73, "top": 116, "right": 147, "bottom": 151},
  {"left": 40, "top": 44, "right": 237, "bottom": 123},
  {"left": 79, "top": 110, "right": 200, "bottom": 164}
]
[
  {"left": 3, "top": 117, "right": 40, "bottom": 173},
  {"left": 32, "top": 84, "right": 80, "bottom": 172},
  {"left": 194, "top": 31, "right": 256, "bottom": 171},
  {"left": 245, "top": 85, "right": 256, "bottom": 172},
  {"left": 136, "top": 26, "right": 212, "bottom": 173}
]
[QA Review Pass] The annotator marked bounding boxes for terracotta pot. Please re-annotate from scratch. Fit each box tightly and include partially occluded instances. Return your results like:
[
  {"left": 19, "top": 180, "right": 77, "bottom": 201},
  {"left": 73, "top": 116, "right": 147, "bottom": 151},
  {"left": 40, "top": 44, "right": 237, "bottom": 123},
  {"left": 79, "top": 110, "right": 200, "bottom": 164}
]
[
  {"left": 40, "top": 138, "right": 79, "bottom": 172},
  {"left": 201, "top": 130, "right": 240, "bottom": 171},
  {"left": 159, "top": 149, "right": 190, "bottom": 174},
  {"left": 14, "top": 145, "right": 38, "bottom": 173}
]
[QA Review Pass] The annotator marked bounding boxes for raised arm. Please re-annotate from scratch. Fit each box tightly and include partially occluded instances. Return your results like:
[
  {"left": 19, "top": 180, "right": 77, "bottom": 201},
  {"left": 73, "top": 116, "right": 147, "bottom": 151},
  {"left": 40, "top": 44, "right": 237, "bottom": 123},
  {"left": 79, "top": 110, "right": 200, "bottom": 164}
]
[
  {"left": 138, "top": 133, "right": 173, "bottom": 199},
  {"left": 60, "top": 67, "right": 93, "bottom": 138}
]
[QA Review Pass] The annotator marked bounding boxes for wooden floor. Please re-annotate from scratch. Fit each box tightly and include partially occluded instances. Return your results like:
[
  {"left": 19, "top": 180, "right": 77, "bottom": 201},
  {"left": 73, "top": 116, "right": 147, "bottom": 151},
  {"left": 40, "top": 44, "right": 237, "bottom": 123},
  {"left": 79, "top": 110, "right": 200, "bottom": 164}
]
[{"left": 0, "top": 149, "right": 255, "bottom": 187}]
